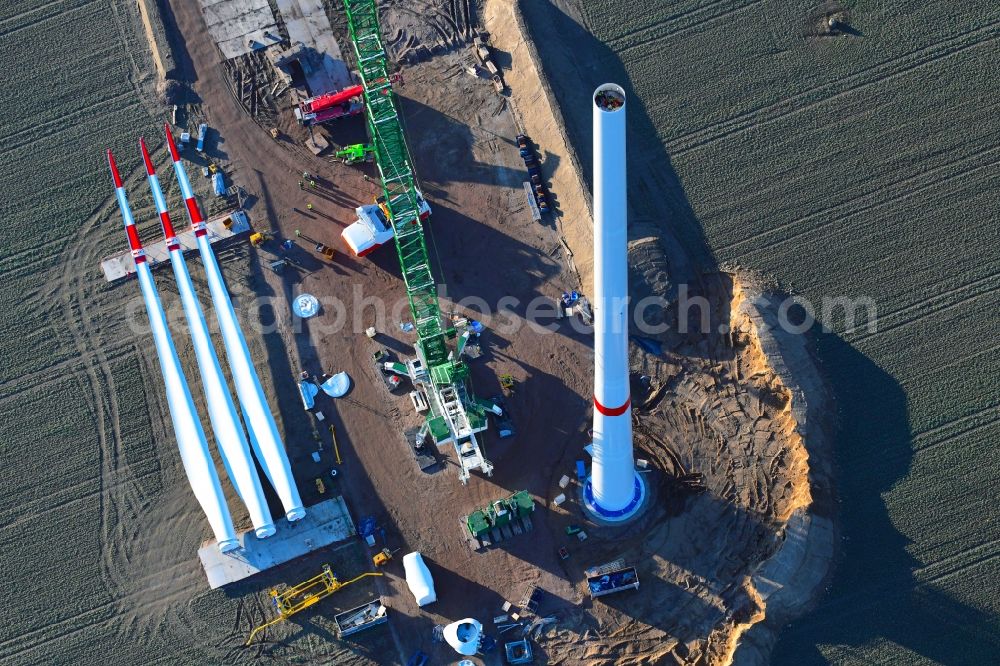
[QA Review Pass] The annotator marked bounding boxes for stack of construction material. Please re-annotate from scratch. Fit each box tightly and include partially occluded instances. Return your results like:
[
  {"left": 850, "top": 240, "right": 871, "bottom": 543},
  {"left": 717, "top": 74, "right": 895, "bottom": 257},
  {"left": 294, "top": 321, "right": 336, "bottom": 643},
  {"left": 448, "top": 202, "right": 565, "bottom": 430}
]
[
  {"left": 516, "top": 134, "right": 550, "bottom": 214},
  {"left": 461, "top": 490, "right": 535, "bottom": 550}
]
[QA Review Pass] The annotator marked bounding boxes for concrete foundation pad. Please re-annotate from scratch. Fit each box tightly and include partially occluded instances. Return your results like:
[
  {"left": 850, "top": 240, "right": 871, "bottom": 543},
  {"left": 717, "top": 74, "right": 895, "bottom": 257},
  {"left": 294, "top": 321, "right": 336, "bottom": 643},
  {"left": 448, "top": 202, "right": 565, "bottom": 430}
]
[
  {"left": 198, "top": 496, "right": 356, "bottom": 588},
  {"left": 200, "top": 0, "right": 280, "bottom": 59},
  {"left": 101, "top": 210, "right": 251, "bottom": 282},
  {"left": 276, "top": 0, "right": 352, "bottom": 94}
]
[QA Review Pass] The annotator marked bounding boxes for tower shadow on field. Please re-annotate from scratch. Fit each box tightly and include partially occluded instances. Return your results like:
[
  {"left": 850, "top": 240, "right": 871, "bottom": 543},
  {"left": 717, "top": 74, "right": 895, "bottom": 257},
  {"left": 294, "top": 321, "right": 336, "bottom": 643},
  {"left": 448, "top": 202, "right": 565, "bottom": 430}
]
[
  {"left": 519, "top": 1, "right": 998, "bottom": 663},
  {"left": 770, "top": 331, "right": 1000, "bottom": 664}
]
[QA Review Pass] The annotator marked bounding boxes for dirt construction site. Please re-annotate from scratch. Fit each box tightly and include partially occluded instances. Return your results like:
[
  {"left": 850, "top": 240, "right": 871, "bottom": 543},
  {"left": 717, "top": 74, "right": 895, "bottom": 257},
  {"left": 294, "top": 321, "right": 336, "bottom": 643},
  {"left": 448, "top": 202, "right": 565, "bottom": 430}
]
[{"left": 1, "top": 0, "right": 996, "bottom": 665}]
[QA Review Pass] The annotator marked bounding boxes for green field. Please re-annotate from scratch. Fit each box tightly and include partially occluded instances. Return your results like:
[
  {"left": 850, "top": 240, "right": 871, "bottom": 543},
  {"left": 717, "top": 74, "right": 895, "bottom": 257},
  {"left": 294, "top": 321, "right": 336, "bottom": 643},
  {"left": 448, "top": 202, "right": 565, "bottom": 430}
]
[
  {"left": 522, "top": 0, "right": 1000, "bottom": 662},
  {"left": 0, "top": 2, "right": 391, "bottom": 662},
  {"left": 0, "top": 1, "right": 169, "bottom": 662}
]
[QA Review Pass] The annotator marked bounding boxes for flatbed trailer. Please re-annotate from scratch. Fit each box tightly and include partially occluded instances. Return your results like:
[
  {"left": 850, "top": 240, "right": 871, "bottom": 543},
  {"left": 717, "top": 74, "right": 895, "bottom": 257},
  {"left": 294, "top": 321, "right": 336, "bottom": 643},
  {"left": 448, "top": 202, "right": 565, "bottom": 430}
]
[
  {"left": 334, "top": 599, "right": 388, "bottom": 637},
  {"left": 587, "top": 566, "right": 639, "bottom": 598}
]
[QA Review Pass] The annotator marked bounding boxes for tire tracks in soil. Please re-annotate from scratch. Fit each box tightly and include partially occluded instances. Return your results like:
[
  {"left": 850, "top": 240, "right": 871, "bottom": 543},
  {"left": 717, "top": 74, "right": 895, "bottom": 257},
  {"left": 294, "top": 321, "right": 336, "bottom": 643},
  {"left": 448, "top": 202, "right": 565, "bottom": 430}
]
[
  {"left": 606, "top": 0, "right": 763, "bottom": 51},
  {"left": 846, "top": 267, "right": 1000, "bottom": 343},
  {"left": 850, "top": 279, "right": 1000, "bottom": 345},
  {"left": 0, "top": 345, "right": 137, "bottom": 404},
  {"left": 0, "top": 0, "right": 102, "bottom": 40},
  {"left": 44, "top": 192, "right": 151, "bottom": 648}
]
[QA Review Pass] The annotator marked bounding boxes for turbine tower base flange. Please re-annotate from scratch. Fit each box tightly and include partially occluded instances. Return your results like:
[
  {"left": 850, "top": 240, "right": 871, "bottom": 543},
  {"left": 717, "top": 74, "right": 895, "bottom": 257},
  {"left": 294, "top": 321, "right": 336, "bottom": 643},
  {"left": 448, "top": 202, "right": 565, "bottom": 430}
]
[{"left": 582, "top": 472, "right": 647, "bottom": 523}]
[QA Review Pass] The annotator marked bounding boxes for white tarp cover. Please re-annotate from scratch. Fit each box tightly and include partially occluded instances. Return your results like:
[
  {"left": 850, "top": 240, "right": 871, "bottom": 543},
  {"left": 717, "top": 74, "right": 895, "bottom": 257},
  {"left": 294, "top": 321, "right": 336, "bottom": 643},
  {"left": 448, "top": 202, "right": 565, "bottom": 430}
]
[
  {"left": 275, "top": 0, "right": 353, "bottom": 93},
  {"left": 298, "top": 380, "right": 319, "bottom": 409},
  {"left": 402, "top": 552, "right": 436, "bottom": 606},
  {"left": 321, "top": 372, "right": 350, "bottom": 397},
  {"left": 200, "top": 0, "right": 281, "bottom": 59}
]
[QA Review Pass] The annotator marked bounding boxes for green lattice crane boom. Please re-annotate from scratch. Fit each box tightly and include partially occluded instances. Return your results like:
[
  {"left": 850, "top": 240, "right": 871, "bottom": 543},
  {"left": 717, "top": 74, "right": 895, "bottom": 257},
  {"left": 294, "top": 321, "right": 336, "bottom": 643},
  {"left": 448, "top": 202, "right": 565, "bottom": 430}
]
[
  {"left": 344, "top": 0, "right": 494, "bottom": 482},
  {"left": 344, "top": 1, "right": 444, "bottom": 366}
]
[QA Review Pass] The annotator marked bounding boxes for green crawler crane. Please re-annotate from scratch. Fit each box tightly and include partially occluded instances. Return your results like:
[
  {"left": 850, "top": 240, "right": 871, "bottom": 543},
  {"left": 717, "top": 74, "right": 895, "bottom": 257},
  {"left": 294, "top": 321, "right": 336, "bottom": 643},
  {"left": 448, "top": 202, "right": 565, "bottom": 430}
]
[{"left": 344, "top": 0, "right": 494, "bottom": 483}]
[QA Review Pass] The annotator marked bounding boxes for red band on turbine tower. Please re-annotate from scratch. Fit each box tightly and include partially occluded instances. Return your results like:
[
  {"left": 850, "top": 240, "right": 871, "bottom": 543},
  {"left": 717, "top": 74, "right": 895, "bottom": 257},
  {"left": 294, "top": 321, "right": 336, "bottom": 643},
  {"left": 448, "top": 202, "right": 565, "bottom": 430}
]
[
  {"left": 594, "top": 395, "right": 630, "bottom": 417},
  {"left": 125, "top": 224, "right": 144, "bottom": 251}
]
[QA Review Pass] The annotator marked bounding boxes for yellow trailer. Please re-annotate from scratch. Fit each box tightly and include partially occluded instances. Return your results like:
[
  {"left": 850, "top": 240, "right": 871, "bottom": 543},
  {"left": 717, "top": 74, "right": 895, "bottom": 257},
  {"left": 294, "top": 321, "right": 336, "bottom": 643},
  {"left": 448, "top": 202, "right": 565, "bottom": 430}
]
[{"left": 245, "top": 565, "right": 383, "bottom": 645}]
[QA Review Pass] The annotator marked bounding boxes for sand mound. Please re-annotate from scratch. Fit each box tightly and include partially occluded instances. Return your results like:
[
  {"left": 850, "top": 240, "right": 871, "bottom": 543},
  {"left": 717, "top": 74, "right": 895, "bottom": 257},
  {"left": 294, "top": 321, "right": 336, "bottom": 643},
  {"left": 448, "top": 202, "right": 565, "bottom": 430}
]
[{"left": 534, "top": 261, "right": 834, "bottom": 665}]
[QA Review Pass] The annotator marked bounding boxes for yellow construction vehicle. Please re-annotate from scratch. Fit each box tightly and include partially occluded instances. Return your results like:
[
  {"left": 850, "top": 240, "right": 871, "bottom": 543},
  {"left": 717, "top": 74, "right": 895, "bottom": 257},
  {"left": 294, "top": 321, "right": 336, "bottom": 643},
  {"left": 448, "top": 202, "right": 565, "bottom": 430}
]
[
  {"left": 372, "top": 547, "right": 399, "bottom": 567},
  {"left": 245, "top": 565, "right": 383, "bottom": 645},
  {"left": 375, "top": 195, "right": 390, "bottom": 221},
  {"left": 249, "top": 231, "right": 271, "bottom": 247}
]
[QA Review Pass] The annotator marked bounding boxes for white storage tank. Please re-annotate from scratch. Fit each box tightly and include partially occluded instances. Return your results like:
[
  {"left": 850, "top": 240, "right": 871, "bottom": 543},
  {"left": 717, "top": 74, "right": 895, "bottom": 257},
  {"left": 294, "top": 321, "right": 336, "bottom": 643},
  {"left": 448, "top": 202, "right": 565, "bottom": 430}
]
[{"left": 402, "top": 552, "right": 437, "bottom": 606}]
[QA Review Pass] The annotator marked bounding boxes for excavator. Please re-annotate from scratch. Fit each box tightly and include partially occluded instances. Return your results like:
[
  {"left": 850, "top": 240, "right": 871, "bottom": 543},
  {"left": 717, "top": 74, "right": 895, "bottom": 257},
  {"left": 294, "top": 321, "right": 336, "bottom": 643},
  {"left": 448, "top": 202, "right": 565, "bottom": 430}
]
[{"left": 334, "top": 143, "right": 375, "bottom": 165}]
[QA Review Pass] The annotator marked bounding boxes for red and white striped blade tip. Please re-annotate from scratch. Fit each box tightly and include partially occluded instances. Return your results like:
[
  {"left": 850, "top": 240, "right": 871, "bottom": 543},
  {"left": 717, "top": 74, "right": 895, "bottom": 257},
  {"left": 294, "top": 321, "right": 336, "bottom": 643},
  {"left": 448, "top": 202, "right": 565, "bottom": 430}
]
[
  {"left": 107, "top": 149, "right": 123, "bottom": 188},
  {"left": 139, "top": 137, "right": 156, "bottom": 176},
  {"left": 164, "top": 123, "right": 181, "bottom": 161}
]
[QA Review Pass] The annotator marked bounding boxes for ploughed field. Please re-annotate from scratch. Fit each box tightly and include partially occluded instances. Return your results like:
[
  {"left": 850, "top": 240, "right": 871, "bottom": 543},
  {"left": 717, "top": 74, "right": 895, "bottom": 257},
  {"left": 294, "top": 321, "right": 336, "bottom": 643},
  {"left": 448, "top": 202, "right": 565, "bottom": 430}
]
[
  {"left": 0, "top": 1, "right": 164, "bottom": 663},
  {"left": 523, "top": 0, "right": 1000, "bottom": 662},
  {"left": 0, "top": 2, "right": 270, "bottom": 664}
]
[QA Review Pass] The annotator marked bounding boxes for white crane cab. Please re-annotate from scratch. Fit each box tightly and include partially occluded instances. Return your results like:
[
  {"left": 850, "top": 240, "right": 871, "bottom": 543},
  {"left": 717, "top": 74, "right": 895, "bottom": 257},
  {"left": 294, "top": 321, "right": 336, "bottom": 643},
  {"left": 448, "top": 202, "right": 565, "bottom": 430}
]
[{"left": 342, "top": 190, "right": 431, "bottom": 257}]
